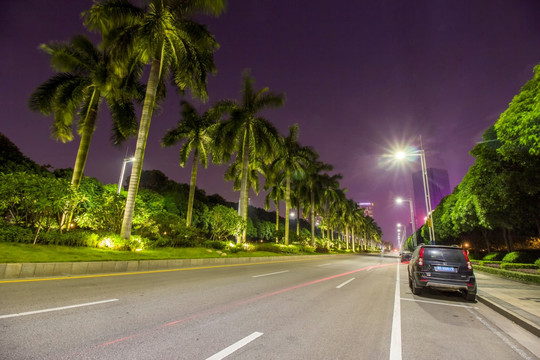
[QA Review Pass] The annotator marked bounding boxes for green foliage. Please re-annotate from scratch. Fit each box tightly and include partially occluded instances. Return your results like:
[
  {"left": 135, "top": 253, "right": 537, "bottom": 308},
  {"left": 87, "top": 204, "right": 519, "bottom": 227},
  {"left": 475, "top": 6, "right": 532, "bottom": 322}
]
[
  {"left": 209, "top": 205, "right": 245, "bottom": 241},
  {"left": 483, "top": 252, "right": 507, "bottom": 261},
  {"left": 154, "top": 225, "right": 207, "bottom": 248},
  {"left": 76, "top": 183, "right": 124, "bottom": 232},
  {"left": 203, "top": 240, "right": 226, "bottom": 250},
  {"left": 315, "top": 246, "right": 330, "bottom": 253},
  {"left": 501, "top": 251, "right": 540, "bottom": 264},
  {"left": 0, "top": 172, "right": 75, "bottom": 232},
  {"left": 495, "top": 64, "right": 540, "bottom": 158},
  {"left": 536, "top": 258, "right": 540, "bottom": 268},
  {"left": 500, "top": 263, "right": 539, "bottom": 270},
  {"left": 473, "top": 265, "right": 540, "bottom": 284},
  {"left": 0, "top": 223, "right": 33, "bottom": 243}
]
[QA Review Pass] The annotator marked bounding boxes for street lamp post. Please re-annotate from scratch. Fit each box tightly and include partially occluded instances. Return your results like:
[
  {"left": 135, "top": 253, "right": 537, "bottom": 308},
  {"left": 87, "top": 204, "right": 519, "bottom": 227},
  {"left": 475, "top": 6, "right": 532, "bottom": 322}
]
[
  {"left": 117, "top": 157, "right": 135, "bottom": 194},
  {"left": 396, "top": 197, "right": 417, "bottom": 247},
  {"left": 395, "top": 146, "right": 436, "bottom": 245}
]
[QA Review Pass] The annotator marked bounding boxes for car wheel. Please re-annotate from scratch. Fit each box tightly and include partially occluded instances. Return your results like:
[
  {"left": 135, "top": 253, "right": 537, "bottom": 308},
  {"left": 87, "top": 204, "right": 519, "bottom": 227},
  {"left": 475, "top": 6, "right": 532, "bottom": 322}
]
[
  {"left": 464, "top": 290, "right": 476, "bottom": 302},
  {"left": 411, "top": 274, "right": 422, "bottom": 295},
  {"left": 408, "top": 271, "right": 413, "bottom": 289}
]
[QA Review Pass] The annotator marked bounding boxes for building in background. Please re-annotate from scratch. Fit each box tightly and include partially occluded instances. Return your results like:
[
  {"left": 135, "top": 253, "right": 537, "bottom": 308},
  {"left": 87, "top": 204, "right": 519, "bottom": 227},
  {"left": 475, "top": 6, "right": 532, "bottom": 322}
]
[
  {"left": 412, "top": 168, "right": 450, "bottom": 227},
  {"left": 357, "top": 202, "right": 374, "bottom": 218}
]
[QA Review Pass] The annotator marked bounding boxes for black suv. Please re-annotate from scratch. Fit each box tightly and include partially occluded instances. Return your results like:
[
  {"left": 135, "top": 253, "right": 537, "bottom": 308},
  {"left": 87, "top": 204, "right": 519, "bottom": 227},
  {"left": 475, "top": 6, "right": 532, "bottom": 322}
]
[{"left": 408, "top": 245, "right": 477, "bottom": 301}]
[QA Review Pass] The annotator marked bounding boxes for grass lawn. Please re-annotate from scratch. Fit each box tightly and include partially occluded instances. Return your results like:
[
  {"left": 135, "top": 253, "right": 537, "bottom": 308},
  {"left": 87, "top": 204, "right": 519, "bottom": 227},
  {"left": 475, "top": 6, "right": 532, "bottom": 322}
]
[{"left": 0, "top": 242, "right": 298, "bottom": 263}]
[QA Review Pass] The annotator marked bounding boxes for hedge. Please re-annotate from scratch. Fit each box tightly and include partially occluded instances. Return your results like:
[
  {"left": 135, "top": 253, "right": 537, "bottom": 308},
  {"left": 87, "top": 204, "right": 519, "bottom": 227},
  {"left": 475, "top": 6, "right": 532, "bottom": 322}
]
[
  {"left": 500, "top": 263, "right": 539, "bottom": 271},
  {"left": 473, "top": 265, "right": 540, "bottom": 284}
]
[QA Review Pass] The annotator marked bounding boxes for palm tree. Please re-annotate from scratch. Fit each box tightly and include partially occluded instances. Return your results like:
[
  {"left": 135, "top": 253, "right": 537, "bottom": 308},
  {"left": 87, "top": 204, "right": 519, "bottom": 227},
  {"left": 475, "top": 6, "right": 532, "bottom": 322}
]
[
  {"left": 264, "top": 161, "right": 286, "bottom": 243},
  {"left": 29, "top": 34, "right": 139, "bottom": 191},
  {"left": 270, "top": 124, "right": 314, "bottom": 245},
  {"left": 301, "top": 157, "right": 341, "bottom": 247},
  {"left": 84, "top": 0, "right": 224, "bottom": 239},
  {"left": 161, "top": 101, "right": 221, "bottom": 226},
  {"left": 214, "top": 71, "right": 285, "bottom": 243}
]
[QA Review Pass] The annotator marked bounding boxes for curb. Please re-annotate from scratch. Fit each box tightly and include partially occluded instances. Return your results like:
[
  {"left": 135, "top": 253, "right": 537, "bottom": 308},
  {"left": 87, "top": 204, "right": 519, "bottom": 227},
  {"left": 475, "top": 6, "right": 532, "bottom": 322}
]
[
  {"left": 477, "top": 293, "right": 540, "bottom": 338},
  {"left": 0, "top": 254, "right": 351, "bottom": 280}
]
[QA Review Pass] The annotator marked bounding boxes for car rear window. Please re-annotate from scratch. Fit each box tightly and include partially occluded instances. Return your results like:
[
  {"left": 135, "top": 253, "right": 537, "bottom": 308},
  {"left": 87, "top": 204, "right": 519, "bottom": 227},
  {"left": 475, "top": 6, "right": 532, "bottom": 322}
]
[{"left": 424, "top": 248, "right": 465, "bottom": 263}]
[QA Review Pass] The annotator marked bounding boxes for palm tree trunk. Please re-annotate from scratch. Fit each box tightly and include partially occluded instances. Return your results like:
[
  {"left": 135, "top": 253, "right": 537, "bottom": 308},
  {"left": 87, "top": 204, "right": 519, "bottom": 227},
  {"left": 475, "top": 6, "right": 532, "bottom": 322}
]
[
  {"left": 284, "top": 174, "right": 291, "bottom": 245},
  {"left": 275, "top": 200, "right": 280, "bottom": 243},
  {"left": 238, "top": 130, "right": 250, "bottom": 243},
  {"left": 71, "top": 90, "right": 99, "bottom": 189},
  {"left": 121, "top": 58, "right": 160, "bottom": 239},
  {"left": 296, "top": 206, "right": 300, "bottom": 236},
  {"left": 310, "top": 191, "right": 316, "bottom": 247},
  {"left": 60, "top": 91, "right": 100, "bottom": 231},
  {"left": 186, "top": 152, "right": 199, "bottom": 227},
  {"left": 352, "top": 228, "right": 356, "bottom": 253}
]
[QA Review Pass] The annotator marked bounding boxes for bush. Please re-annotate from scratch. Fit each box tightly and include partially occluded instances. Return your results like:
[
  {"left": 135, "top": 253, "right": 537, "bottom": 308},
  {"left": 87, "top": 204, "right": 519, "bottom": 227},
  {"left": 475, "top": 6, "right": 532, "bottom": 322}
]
[
  {"left": 0, "top": 224, "right": 33, "bottom": 243},
  {"left": 500, "top": 263, "right": 539, "bottom": 270},
  {"left": 473, "top": 265, "right": 540, "bottom": 284},
  {"left": 204, "top": 240, "right": 226, "bottom": 250},
  {"left": 502, "top": 251, "right": 539, "bottom": 264},
  {"left": 535, "top": 258, "right": 540, "bottom": 268},
  {"left": 315, "top": 246, "right": 330, "bottom": 253},
  {"left": 296, "top": 245, "right": 316, "bottom": 253},
  {"left": 253, "top": 243, "right": 282, "bottom": 253},
  {"left": 483, "top": 252, "right": 507, "bottom": 261}
]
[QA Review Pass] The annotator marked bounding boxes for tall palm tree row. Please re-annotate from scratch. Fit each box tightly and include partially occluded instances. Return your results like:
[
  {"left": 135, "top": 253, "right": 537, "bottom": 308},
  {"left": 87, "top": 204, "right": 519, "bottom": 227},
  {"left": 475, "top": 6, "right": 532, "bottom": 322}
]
[
  {"left": 84, "top": 0, "right": 225, "bottom": 239},
  {"left": 29, "top": 2, "right": 385, "bottom": 245},
  {"left": 270, "top": 124, "right": 315, "bottom": 245},
  {"left": 214, "top": 71, "right": 285, "bottom": 243}
]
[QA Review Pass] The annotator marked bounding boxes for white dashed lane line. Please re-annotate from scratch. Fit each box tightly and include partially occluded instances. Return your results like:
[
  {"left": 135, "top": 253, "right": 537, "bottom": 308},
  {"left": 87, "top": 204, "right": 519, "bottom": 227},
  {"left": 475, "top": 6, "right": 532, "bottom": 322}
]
[
  {"left": 0, "top": 299, "right": 119, "bottom": 319},
  {"left": 206, "top": 332, "right": 264, "bottom": 360}
]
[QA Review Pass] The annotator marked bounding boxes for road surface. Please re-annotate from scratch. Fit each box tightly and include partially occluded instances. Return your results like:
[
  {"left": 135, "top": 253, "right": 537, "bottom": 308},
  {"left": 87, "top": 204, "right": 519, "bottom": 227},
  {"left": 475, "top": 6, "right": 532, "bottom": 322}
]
[{"left": 1, "top": 255, "right": 538, "bottom": 359}]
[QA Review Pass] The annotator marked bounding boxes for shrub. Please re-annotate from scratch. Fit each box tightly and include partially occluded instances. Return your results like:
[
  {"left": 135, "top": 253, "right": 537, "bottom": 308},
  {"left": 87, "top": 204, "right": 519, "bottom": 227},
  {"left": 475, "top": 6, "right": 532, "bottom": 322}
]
[
  {"left": 204, "top": 240, "right": 226, "bottom": 250},
  {"left": 502, "top": 251, "right": 538, "bottom": 264},
  {"left": 535, "top": 258, "right": 540, "bottom": 269},
  {"left": 473, "top": 265, "right": 540, "bottom": 284},
  {"left": 500, "top": 263, "right": 539, "bottom": 270},
  {"left": 297, "top": 245, "right": 316, "bottom": 253},
  {"left": 315, "top": 246, "right": 329, "bottom": 253},
  {"left": 0, "top": 224, "right": 33, "bottom": 243},
  {"left": 253, "top": 243, "right": 282, "bottom": 253},
  {"left": 483, "top": 252, "right": 507, "bottom": 261}
]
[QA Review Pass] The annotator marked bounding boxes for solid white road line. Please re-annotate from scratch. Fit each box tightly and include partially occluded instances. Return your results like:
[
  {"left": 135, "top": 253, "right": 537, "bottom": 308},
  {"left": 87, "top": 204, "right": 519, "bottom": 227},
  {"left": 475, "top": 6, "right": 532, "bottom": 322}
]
[
  {"left": 336, "top": 278, "right": 356, "bottom": 289},
  {"left": 206, "top": 332, "right": 264, "bottom": 360},
  {"left": 389, "top": 262, "right": 402, "bottom": 360},
  {"left": 401, "top": 297, "right": 478, "bottom": 309},
  {"left": 252, "top": 270, "right": 289, "bottom": 278},
  {"left": 466, "top": 308, "right": 533, "bottom": 360},
  {"left": 0, "top": 299, "right": 119, "bottom": 319}
]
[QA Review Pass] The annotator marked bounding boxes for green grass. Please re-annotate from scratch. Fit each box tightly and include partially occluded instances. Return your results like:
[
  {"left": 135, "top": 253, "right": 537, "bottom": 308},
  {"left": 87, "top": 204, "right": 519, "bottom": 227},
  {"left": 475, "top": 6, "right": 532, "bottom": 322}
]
[{"left": 0, "top": 242, "right": 295, "bottom": 263}]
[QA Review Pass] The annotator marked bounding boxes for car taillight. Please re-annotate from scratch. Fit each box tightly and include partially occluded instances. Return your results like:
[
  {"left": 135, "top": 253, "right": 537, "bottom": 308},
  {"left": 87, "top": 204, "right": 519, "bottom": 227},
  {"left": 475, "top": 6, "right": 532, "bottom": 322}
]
[
  {"left": 417, "top": 247, "right": 424, "bottom": 266},
  {"left": 462, "top": 250, "right": 472, "bottom": 270}
]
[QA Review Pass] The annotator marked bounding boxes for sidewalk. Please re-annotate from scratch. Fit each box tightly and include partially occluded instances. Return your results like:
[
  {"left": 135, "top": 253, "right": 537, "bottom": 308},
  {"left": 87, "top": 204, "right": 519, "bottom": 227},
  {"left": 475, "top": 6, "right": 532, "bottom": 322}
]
[{"left": 475, "top": 270, "right": 540, "bottom": 337}]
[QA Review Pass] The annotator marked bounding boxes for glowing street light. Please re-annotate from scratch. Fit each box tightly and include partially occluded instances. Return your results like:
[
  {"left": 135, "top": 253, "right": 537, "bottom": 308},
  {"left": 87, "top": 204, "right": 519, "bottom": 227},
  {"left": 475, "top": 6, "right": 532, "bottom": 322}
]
[
  {"left": 394, "top": 144, "right": 435, "bottom": 244},
  {"left": 396, "top": 197, "right": 417, "bottom": 247},
  {"left": 117, "top": 157, "right": 135, "bottom": 194}
]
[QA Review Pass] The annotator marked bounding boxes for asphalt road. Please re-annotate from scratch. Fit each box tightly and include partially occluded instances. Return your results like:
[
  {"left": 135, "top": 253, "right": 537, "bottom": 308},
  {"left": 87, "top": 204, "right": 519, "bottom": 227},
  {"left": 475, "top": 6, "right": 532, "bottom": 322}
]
[{"left": 0, "top": 255, "right": 538, "bottom": 359}]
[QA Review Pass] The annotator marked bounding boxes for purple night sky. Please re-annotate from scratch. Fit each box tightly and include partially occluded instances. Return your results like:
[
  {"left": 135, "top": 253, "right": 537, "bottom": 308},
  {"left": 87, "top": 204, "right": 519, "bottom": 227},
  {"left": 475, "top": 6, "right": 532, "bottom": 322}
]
[{"left": 2, "top": 1, "right": 540, "bottom": 246}]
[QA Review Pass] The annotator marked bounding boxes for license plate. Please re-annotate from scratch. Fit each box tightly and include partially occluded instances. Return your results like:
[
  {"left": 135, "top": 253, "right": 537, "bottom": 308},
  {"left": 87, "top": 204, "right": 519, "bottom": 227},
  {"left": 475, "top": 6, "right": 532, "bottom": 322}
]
[{"left": 434, "top": 266, "right": 455, "bottom": 272}]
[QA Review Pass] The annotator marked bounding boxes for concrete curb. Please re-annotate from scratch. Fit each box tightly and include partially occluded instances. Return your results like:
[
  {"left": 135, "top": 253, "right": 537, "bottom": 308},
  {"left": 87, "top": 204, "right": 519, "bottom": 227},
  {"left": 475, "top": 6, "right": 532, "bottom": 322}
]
[
  {"left": 477, "top": 293, "right": 540, "bottom": 338},
  {"left": 0, "top": 254, "right": 349, "bottom": 280}
]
